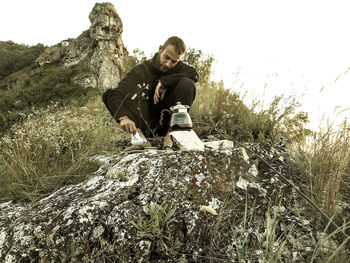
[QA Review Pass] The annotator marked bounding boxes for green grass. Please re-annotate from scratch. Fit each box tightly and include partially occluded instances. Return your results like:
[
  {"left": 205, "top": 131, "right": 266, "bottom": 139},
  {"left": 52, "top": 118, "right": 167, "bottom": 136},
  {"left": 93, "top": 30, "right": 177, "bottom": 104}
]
[
  {"left": 0, "top": 41, "right": 46, "bottom": 80},
  {"left": 132, "top": 201, "right": 177, "bottom": 254},
  {"left": 0, "top": 64, "right": 98, "bottom": 133}
]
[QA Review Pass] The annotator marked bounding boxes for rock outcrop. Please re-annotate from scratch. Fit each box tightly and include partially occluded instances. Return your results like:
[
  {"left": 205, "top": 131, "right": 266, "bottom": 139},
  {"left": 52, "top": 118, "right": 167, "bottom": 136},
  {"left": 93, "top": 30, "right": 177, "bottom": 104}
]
[
  {"left": 0, "top": 146, "right": 334, "bottom": 262},
  {"left": 35, "top": 2, "right": 126, "bottom": 90}
]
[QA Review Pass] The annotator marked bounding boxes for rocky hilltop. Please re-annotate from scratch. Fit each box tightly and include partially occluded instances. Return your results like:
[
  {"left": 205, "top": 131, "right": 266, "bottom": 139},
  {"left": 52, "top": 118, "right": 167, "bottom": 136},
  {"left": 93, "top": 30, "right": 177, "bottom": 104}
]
[
  {"left": 0, "top": 2, "right": 348, "bottom": 263},
  {"left": 35, "top": 2, "right": 126, "bottom": 90}
]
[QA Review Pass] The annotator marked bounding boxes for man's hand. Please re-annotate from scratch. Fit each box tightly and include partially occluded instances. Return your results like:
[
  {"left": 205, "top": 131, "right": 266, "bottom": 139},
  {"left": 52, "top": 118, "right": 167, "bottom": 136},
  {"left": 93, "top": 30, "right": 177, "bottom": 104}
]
[
  {"left": 154, "top": 81, "right": 166, "bottom": 104},
  {"left": 119, "top": 117, "right": 137, "bottom": 134}
]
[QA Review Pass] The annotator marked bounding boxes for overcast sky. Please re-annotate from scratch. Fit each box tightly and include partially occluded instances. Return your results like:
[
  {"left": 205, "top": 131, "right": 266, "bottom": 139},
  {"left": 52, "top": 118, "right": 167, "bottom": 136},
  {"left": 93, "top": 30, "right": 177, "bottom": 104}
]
[{"left": 1, "top": 0, "right": 350, "bottom": 130}]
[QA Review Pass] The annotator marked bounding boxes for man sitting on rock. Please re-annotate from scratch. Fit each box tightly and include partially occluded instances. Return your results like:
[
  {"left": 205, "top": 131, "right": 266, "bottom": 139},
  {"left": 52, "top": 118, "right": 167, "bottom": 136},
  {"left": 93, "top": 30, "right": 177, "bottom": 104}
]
[{"left": 102, "top": 36, "right": 199, "bottom": 150}]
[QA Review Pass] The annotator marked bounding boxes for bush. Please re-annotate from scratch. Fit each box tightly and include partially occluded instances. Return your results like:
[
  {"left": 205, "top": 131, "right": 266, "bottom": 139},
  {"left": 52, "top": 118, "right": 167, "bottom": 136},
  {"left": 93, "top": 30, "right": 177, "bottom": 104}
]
[
  {"left": 182, "top": 48, "right": 214, "bottom": 86},
  {"left": 121, "top": 48, "right": 148, "bottom": 79},
  {"left": 0, "top": 64, "right": 97, "bottom": 132},
  {"left": 0, "top": 41, "right": 45, "bottom": 80}
]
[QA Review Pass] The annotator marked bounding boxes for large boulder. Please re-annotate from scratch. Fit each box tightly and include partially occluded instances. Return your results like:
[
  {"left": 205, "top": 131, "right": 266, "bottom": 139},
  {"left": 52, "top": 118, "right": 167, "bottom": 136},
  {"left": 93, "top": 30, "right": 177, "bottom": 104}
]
[{"left": 0, "top": 147, "right": 332, "bottom": 262}]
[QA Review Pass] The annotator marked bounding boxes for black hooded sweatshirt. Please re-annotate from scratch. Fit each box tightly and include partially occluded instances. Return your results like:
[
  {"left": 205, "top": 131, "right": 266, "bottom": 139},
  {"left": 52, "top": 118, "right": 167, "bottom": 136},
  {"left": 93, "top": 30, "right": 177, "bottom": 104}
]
[{"left": 106, "top": 52, "right": 199, "bottom": 133}]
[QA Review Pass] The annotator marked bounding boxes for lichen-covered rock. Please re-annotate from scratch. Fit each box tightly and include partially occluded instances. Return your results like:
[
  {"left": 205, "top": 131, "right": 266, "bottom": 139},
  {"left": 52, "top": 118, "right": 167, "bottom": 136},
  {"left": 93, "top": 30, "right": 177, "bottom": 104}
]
[
  {"left": 88, "top": 2, "right": 125, "bottom": 90},
  {"left": 0, "top": 148, "right": 342, "bottom": 262}
]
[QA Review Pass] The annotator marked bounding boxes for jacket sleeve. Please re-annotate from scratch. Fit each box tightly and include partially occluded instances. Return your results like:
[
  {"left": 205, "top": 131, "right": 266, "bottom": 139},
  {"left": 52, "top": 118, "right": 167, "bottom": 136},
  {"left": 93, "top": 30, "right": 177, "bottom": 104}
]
[
  {"left": 159, "top": 62, "right": 199, "bottom": 91},
  {"left": 106, "top": 66, "right": 143, "bottom": 122}
]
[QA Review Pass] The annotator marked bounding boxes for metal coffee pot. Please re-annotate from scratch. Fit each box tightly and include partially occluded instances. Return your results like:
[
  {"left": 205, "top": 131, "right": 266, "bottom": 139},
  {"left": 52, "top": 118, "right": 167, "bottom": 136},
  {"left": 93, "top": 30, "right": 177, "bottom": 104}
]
[{"left": 169, "top": 102, "right": 193, "bottom": 131}]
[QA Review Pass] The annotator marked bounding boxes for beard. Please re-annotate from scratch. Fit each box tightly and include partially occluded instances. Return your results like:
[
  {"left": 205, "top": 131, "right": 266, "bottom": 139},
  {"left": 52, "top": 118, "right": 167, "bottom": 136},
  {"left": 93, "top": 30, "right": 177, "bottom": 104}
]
[
  {"left": 155, "top": 53, "right": 170, "bottom": 72},
  {"left": 160, "top": 65, "right": 170, "bottom": 72}
]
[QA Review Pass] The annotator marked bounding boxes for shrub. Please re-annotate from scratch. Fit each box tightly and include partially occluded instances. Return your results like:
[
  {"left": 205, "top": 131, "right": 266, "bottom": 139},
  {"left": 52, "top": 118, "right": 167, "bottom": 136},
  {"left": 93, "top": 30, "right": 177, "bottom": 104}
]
[
  {"left": 121, "top": 48, "right": 148, "bottom": 79},
  {"left": 0, "top": 41, "right": 45, "bottom": 80},
  {"left": 0, "top": 64, "right": 97, "bottom": 132},
  {"left": 182, "top": 48, "right": 214, "bottom": 85}
]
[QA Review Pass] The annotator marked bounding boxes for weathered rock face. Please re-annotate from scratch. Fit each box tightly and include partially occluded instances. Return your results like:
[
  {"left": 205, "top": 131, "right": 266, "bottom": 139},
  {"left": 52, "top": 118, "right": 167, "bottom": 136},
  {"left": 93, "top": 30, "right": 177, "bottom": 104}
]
[
  {"left": 0, "top": 147, "right": 334, "bottom": 262},
  {"left": 88, "top": 2, "right": 125, "bottom": 90},
  {"left": 35, "top": 2, "right": 126, "bottom": 90}
]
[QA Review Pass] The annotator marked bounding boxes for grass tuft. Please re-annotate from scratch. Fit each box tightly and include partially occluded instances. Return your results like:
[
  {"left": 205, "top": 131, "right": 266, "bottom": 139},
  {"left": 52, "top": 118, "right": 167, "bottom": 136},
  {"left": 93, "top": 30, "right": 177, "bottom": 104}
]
[{"left": 0, "top": 98, "right": 125, "bottom": 202}]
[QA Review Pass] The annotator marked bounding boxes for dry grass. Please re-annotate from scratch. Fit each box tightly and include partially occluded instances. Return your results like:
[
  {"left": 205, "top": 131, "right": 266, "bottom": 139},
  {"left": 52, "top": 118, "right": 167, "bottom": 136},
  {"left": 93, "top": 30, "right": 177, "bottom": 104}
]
[
  {"left": 0, "top": 97, "right": 125, "bottom": 202},
  {"left": 191, "top": 81, "right": 309, "bottom": 144},
  {"left": 305, "top": 119, "right": 350, "bottom": 216}
]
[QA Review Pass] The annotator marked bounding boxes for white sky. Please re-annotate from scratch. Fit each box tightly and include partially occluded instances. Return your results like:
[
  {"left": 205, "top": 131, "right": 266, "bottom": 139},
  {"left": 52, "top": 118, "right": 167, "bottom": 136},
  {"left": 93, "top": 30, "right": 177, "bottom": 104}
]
[{"left": 1, "top": 0, "right": 350, "bottom": 130}]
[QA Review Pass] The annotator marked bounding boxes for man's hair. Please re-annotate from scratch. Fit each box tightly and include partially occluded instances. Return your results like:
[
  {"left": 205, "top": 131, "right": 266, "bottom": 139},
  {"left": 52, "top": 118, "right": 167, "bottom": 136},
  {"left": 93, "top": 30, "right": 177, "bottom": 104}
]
[{"left": 163, "top": 36, "right": 186, "bottom": 55}]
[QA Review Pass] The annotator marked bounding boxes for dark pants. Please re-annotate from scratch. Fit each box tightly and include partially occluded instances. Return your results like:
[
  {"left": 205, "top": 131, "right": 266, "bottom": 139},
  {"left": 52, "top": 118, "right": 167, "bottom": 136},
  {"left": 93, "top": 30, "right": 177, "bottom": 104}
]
[{"left": 102, "top": 77, "right": 196, "bottom": 137}]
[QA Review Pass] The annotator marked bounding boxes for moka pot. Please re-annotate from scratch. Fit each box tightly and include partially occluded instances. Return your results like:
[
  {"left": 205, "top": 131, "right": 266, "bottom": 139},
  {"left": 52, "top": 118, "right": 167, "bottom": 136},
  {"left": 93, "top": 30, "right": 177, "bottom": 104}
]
[{"left": 169, "top": 102, "right": 193, "bottom": 131}]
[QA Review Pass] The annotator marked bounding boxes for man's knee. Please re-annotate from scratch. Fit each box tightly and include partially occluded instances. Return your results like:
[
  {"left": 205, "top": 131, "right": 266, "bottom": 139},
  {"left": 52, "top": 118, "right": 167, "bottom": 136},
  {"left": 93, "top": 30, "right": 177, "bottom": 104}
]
[
  {"left": 102, "top": 89, "right": 111, "bottom": 107},
  {"left": 177, "top": 77, "right": 195, "bottom": 88},
  {"left": 102, "top": 88, "right": 113, "bottom": 114},
  {"left": 175, "top": 77, "right": 196, "bottom": 97}
]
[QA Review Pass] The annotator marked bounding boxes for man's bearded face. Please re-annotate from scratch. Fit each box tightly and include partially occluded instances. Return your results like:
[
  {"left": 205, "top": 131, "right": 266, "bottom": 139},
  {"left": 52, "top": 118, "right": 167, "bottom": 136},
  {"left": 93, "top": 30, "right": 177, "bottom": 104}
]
[{"left": 157, "top": 45, "right": 182, "bottom": 72}]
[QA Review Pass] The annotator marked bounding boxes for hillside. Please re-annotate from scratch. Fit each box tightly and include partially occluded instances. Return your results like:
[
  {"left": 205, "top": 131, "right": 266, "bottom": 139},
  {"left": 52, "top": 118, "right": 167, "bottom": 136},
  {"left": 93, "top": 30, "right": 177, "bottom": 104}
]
[
  {"left": 0, "top": 2, "right": 125, "bottom": 133},
  {"left": 0, "top": 2, "right": 349, "bottom": 262}
]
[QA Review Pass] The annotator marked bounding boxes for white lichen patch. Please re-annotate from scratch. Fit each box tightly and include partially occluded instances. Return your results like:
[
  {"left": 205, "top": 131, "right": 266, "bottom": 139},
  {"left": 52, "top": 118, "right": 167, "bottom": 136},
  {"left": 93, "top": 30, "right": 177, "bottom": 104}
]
[
  {"left": 13, "top": 223, "right": 34, "bottom": 246},
  {"left": 4, "top": 254, "right": 16, "bottom": 263},
  {"left": 92, "top": 154, "right": 112, "bottom": 165},
  {"left": 92, "top": 186, "right": 116, "bottom": 201},
  {"left": 118, "top": 173, "right": 139, "bottom": 188},
  {"left": 208, "top": 198, "right": 222, "bottom": 210},
  {"left": 97, "top": 201, "right": 109, "bottom": 210},
  {"left": 66, "top": 219, "right": 74, "bottom": 226},
  {"left": 236, "top": 178, "right": 249, "bottom": 190},
  {"left": 204, "top": 140, "right": 234, "bottom": 150},
  {"left": 33, "top": 226, "right": 44, "bottom": 239},
  {"left": 0, "top": 201, "right": 12, "bottom": 209},
  {"left": 248, "top": 164, "right": 258, "bottom": 177},
  {"left": 0, "top": 231, "right": 7, "bottom": 257},
  {"left": 92, "top": 225, "right": 105, "bottom": 240},
  {"left": 187, "top": 211, "right": 199, "bottom": 234},
  {"left": 78, "top": 204, "right": 95, "bottom": 223},
  {"left": 63, "top": 206, "right": 77, "bottom": 220},
  {"left": 118, "top": 153, "right": 142, "bottom": 165},
  {"left": 195, "top": 173, "right": 205, "bottom": 186},
  {"left": 197, "top": 154, "right": 204, "bottom": 161},
  {"left": 270, "top": 177, "right": 278, "bottom": 183},
  {"left": 236, "top": 177, "right": 267, "bottom": 197},
  {"left": 170, "top": 178, "right": 177, "bottom": 187},
  {"left": 84, "top": 175, "right": 104, "bottom": 191},
  {"left": 241, "top": 148, "right": 250, "bottom": 164},
  {"left": 106, "top": 164, "right": 124, "bottom": 178},
  {"left": 106, "top": 153, "right": 151, "bottom": 179},
  {"left": 117, "top": 229, "right": 128, "bottom": 242}
]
